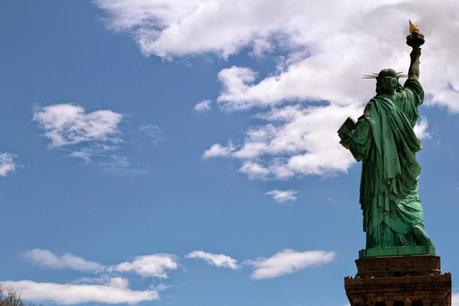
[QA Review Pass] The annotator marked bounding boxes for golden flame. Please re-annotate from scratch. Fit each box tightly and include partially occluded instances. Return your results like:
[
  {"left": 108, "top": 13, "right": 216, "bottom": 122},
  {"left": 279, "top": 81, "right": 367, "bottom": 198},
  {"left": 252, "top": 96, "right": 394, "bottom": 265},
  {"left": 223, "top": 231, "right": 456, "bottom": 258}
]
[{"left": 409, "top": 20, "right": 421, "bottom": 34}]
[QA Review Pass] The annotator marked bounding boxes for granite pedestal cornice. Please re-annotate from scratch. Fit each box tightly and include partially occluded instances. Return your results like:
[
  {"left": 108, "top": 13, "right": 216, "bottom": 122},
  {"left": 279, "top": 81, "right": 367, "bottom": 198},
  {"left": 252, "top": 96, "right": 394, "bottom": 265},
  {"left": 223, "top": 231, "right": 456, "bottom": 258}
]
[{"left": 345, "top": 256, "right": 451, "bottom": 306}]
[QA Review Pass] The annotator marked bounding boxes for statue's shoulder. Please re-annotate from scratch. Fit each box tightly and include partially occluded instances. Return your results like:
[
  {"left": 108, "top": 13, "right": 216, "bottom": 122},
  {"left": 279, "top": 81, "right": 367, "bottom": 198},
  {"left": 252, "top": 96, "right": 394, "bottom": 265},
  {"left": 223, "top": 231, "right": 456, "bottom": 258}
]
[
  {"left": 363, "top": 98, "right": 379, "bottom": 117},
  {"left": 403, "top": 78, "right": 424, "bottom": 106},
  {"left": 403, "top": 78, "right": 424, "bottom": 93},
  {"left": 404, "top": 78, "right": 422, "bottom": 87},
  {"left": 364, "top": 95, "right": 389, "bottom": 117},
  {"left": 366, "top": 96, "right": 383, "bottom": 108}
]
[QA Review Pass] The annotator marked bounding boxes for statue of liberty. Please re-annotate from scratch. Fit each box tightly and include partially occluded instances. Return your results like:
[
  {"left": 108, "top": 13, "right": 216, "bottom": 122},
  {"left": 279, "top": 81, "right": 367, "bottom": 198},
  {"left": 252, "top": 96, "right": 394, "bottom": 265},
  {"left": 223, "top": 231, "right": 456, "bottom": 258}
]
[{"left": 338, "top": 21, "right": 435, "bottom": 257}]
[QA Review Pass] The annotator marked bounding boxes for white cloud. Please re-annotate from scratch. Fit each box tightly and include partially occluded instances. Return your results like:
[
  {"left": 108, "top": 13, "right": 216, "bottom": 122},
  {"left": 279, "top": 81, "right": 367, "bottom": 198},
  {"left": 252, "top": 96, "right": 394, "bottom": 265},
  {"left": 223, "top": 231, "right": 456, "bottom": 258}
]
[
  {"left": 32, "top": 104, "right": 137, "bottom": 171},
  {"left": 453, "top": 292, "right": 459, "bottom": 306},
  {"left": 97, "top": 0, "right": 459, "bottom": 179},
  {"left": 0, "top": 153, "right": 16, "bottom": 177},
  {"left": 265, "top": 189, "right": 298, "bottom": 204},
  {"left": 107, "top": 277, "right": 130, "bottom": 289},
  {"left": 194, "top": 99, "right": 212, "bottom": 112},
  {"left": 203, "top": 142, "right": 235, "bottom": 159},
  {"left": 98, "top": 0, "right": 459, "bottom": 111},
  {"left": 206, "top": 104, "right": 360, "bottom": 178},
  {"left": 114, "top": 254, "right": 178, "bottom": 278},
  {"left": 24, "top": 249, "right": 104, "bottom": 272},
  {"left": 95, "top": 0, "right": 304, "bottom": 59},
  {"left": 24, "top": 249, "right": 179, "bottom": 279},
  {"left": 16, "top": 251, "right": 179, "bottom": 304},
  {"left": 239, "top": 161, "right": 270, "bottom": 179},
  {"left": 246, "top": 249, "right": 335, "bottom": 280},
  {"left": 218, "top": 66, "right": 258, "bottom": 111},
  {"left": 33, "top": 104, "right": 122, "bottom": 148},
  {"left": 0, "top": 279, "right": 158, "bottom": 305},
  {"left": 185, "top": 250, "right": 239, "bottom": 270},
  {"left": 414, "top": 116, "right": 430, "bottom": 139}
]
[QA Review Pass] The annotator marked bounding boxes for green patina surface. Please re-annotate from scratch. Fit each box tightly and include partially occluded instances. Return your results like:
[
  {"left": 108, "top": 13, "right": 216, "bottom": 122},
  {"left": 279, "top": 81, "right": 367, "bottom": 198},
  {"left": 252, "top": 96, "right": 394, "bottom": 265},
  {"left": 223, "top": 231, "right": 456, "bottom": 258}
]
[{"left": 339, "top": 41, "right": 434, "bottom": 258}]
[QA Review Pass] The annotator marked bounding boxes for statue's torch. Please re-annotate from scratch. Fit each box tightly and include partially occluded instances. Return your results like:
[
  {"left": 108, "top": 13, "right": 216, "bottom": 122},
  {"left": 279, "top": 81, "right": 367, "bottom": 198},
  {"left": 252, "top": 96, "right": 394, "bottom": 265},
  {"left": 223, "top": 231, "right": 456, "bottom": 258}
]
[{"left": 406, "top": 20, "right": 425, "bottom": 48}]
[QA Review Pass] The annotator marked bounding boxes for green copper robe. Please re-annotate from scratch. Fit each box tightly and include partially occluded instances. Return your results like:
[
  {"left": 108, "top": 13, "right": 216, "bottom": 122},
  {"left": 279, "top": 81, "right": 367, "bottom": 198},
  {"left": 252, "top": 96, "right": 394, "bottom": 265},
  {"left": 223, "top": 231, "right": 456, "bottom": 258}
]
[{"left": 341, "top": 79, "right": 431, "bottom": 249}]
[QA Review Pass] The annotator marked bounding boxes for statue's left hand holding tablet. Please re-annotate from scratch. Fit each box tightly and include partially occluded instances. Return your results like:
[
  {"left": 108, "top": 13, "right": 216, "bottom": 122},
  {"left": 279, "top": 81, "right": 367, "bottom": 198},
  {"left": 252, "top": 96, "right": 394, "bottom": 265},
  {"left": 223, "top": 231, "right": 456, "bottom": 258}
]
[{"left": 338, "top": 117, "right": 356, "bottom": 148}]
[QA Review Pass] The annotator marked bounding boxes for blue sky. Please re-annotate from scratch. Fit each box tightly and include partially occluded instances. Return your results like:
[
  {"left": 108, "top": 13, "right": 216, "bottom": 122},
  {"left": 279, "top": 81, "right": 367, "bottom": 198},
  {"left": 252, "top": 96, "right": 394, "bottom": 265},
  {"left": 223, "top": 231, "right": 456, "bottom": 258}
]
[{"left": 0, "top": 1, "right": 458, "bottom": 305}]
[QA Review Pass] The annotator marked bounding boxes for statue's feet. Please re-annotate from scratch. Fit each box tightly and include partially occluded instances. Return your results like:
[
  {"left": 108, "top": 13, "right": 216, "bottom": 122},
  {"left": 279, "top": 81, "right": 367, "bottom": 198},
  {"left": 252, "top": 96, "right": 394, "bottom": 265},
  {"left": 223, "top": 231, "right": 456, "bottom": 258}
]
[{"left": 412, "top": 225, "right": 434, "bottom": 247}]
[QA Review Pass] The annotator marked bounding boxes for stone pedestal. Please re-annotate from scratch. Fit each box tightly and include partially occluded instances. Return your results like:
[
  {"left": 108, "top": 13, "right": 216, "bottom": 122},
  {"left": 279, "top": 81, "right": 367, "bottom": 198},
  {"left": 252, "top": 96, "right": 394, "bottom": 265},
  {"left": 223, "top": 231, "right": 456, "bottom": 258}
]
[{"left": 345, "top": 256, "right": 451, "bottom": 306}]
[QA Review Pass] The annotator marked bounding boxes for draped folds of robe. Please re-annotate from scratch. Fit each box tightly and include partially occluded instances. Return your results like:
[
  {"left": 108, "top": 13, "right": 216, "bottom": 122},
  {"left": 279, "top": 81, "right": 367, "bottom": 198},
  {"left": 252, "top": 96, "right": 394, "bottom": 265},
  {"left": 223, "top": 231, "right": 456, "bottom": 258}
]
[{"left": 341, "top": 79, "right": 427, "bottom": 248}]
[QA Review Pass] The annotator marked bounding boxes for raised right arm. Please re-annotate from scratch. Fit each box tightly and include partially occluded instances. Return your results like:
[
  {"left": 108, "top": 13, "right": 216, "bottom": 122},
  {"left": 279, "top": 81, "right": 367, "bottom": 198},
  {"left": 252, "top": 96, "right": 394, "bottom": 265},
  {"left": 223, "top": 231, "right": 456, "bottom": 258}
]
[{"left": 408, "top": 47, "right": 421, "bottom": 80}]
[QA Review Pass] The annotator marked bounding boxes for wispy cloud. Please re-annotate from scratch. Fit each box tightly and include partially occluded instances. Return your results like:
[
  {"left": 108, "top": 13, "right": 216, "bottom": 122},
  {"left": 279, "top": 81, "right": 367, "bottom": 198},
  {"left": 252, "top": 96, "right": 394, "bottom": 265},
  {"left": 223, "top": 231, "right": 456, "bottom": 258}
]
[
  {"left": 114, "top": 254, "right": 178, "bottom": 278},
  {"left": 0, "top": 153, "right": 16, "bottom": 177},
  {"left": 0, "top": 278, "right": 158, "bottom": 305},
  {"left": 246, "top": 249, "right": 335, "bottom": 280},
  {"left": 265, "top": 189, "right": 298, "bottom": 204},
  {"left": 24, "top": 249, "right": 179, "bottom": 279},
  {"left": 185, "top": 250, "right": 239, "bottom": 270},
  {"left": 33, "top": 104, "right": 122, "bottom": 149},
  {"left": 24, "top": 249, "right": 104, "bottom": 273},
  {"left": 194, "top": 100, "right": 212, "bottom": 112},
  {"left": 99, "top": 155, "right": 146, "bottom": 175},
  {"left": 32, "top": 104, "right": 148, "bottom": 174},
  {"left": 139, "top": 124, "right": 163, "bottom": 145},
  {"left": 33, "top": 103, "right": 124, "bottom": 163}
]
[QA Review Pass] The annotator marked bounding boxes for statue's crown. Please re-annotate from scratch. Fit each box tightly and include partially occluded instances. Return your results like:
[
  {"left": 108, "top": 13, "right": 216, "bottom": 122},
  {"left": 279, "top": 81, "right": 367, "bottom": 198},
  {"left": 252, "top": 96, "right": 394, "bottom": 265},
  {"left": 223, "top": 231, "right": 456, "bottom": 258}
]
[{"left": 363, "top": 69, "right": 407, "bottom": 80}]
